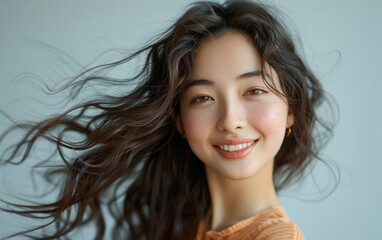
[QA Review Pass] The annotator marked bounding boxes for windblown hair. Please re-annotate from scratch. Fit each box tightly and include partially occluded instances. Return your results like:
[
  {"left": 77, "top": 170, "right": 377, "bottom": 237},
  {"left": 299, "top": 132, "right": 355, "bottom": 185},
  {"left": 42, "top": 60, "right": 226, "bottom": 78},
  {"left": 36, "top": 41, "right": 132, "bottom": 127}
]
[{"left": 1, "top": 0, "right": 334, "bottom": 239}]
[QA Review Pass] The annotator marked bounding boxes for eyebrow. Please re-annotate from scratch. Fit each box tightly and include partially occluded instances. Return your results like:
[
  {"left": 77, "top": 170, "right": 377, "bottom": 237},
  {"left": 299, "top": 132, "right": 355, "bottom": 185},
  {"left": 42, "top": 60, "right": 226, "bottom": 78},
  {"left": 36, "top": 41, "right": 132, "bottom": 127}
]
[{"left": 184, "top": 70, "right": 262, "bottom": 90}]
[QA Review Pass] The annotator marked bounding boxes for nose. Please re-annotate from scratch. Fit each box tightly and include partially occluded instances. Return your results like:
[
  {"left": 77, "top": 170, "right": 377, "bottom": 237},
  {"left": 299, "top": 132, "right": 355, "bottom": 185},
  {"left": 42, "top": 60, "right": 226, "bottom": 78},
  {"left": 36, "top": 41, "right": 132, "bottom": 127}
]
[{"left": 216, "top": 100, "right": 246, "bottom": 134}]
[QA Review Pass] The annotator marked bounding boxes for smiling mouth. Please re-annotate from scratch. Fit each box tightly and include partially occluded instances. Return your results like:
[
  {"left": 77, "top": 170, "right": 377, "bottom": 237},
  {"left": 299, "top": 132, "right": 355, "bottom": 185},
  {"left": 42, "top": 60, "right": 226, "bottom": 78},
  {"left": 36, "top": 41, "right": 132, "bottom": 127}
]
[{"left": 216, "top": 140, "right": 257, "bottom": 152}]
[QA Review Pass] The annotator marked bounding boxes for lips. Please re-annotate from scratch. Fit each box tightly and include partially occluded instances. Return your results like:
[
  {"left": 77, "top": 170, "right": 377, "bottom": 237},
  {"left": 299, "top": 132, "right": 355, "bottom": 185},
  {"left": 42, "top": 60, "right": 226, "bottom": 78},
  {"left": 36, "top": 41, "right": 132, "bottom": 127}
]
[{"left": 213, "top": 139, "right": 258, "bottom": 159}]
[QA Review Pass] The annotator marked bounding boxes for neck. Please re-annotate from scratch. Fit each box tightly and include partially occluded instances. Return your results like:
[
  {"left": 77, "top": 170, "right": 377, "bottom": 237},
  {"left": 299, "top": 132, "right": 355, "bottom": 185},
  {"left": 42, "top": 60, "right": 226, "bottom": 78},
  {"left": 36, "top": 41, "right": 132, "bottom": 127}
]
[{"left": 205, "top": 160, "right": 279, "bottom": 231}]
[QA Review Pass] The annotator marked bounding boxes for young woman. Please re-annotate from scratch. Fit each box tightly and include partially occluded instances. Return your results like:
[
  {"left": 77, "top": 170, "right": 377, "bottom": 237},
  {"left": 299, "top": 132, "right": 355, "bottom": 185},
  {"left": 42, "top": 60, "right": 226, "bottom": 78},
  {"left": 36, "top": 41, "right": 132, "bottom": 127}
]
[{"left": 1, "top": 0, "right": 334, "bottom": 239}]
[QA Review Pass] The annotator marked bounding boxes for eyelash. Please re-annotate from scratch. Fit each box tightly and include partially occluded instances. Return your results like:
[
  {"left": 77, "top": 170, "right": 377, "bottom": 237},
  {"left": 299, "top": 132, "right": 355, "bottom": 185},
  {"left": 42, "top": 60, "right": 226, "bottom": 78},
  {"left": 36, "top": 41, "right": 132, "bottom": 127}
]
[
  {"left": 190, "top": 88, "right": 266, "bottom": 104},
  {"left": 191, "top": 96, "right": 213, "bottom": 104},
  {"left": 244, "top": 88, "right": 265, "bottom": 96}
]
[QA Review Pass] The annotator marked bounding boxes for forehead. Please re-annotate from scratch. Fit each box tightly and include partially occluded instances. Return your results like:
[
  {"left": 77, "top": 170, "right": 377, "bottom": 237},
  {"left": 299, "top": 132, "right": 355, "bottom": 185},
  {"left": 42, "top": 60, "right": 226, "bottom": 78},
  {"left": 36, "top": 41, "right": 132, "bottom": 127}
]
[
  {"left": 188, "top": 31, "right": 261, "bottom": 81},
  {"left": 181, "top": 31, "right": 283, "bottom": 94}
]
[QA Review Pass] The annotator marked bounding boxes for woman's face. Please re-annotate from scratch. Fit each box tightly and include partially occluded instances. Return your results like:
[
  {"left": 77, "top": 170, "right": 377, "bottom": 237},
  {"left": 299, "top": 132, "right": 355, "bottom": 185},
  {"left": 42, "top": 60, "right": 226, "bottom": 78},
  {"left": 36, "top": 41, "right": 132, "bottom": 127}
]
[{"left": 177, "top": 31, "right": 294, "bottom": 180}]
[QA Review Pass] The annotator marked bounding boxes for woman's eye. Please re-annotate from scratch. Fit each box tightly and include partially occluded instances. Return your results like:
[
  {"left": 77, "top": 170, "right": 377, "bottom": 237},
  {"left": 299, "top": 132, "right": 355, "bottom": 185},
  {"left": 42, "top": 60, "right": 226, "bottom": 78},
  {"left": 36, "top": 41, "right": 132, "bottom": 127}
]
[
  {"left": 244, "top": 89, "right": 264, "bottom": 96},
  {"left": 191, "top": 96, "right": 213, "bottom": 104}
]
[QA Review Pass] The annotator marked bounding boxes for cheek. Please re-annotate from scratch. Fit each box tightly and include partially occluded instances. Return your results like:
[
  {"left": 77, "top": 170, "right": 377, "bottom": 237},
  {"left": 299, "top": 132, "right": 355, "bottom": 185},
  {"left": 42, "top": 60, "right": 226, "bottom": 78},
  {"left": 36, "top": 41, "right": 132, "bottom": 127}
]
[
  {"left": 248, "top": 102, "right": 288, "bottom": 136},
  {"left": 181, "top": 109, "right": 215, "bottom": 144}
]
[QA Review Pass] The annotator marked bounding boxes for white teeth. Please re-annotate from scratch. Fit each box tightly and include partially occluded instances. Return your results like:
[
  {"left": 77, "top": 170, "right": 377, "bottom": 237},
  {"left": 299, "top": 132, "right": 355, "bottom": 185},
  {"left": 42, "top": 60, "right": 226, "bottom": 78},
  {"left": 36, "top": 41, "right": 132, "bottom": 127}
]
[
  {"left": 235, "top": 144, "right": 243, "bottom": 151},
  {"left": 217, "top": 140, "right": 255, "bottom": 152}
]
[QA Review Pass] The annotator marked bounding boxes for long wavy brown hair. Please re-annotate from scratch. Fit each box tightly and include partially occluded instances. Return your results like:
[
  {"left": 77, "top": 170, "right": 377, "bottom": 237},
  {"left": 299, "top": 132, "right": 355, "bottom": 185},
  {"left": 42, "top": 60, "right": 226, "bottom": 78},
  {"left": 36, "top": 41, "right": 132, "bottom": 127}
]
[{"left": 0, "top": 0, "right": 336, "bottom": 239}]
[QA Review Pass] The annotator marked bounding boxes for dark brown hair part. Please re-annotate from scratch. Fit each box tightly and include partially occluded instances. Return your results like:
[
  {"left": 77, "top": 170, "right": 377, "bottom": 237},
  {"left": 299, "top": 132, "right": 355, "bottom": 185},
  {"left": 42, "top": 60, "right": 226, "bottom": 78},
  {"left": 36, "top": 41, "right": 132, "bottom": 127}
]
[{"left": 0, "top": 1, "right": 336, "bottom": 239}]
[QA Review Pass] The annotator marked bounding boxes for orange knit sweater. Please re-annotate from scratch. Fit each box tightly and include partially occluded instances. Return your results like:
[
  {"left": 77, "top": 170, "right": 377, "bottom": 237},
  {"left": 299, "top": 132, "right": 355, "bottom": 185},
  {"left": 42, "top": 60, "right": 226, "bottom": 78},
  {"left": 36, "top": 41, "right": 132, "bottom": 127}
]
[{"left": 195, "top": 205, "right": 305, "bottom": 240}]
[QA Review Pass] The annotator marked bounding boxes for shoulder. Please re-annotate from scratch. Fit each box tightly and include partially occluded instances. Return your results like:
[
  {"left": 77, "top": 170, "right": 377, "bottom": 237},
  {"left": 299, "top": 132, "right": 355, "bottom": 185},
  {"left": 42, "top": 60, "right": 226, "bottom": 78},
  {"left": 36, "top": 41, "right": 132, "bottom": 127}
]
[{"left": 245, "top": 206, "right": 306, "bottom": 240}]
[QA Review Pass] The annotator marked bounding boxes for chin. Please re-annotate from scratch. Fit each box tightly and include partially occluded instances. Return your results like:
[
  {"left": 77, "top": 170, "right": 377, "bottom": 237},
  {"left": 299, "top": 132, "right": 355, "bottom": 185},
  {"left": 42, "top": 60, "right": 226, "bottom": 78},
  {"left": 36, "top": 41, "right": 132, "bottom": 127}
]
[
  {"left": 206, "top": 157, "right": 274, "bottom": 181},
  {"left": 209, "top": 163, "right": 264, "bottom": 181}
]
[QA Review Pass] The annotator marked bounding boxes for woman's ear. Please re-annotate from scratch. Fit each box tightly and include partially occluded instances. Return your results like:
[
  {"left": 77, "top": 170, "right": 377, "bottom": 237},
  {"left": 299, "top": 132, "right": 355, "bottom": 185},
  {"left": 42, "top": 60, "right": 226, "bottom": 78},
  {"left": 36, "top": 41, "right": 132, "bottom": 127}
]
[
  {"left": 287, "top": 112, "right": 295, "bottom": 128},
  {"left": 172, "top": 110, "right": 186, "bottom": 138}
]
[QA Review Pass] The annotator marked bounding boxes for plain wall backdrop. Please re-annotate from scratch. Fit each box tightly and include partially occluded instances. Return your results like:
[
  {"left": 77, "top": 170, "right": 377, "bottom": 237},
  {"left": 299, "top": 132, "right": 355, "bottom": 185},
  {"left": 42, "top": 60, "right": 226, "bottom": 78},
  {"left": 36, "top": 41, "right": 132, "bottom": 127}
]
[{"left": 0, "top": 0, "right": 381, "bottom": 239}]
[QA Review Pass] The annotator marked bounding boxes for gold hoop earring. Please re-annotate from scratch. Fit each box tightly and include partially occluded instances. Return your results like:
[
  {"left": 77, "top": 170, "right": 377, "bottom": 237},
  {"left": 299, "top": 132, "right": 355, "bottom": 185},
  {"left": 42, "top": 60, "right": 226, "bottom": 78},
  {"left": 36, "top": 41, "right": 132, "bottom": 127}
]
[{"left": 285, "top": 128, "right": 292, "bottom": 137}]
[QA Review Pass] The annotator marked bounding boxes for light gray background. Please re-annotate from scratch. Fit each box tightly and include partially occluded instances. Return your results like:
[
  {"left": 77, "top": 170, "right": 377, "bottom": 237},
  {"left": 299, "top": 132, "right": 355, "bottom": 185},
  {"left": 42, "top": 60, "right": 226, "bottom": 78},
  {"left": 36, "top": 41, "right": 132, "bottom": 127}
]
[{"left": 0, "top": 0, "right": 381, "bottom": 239}]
